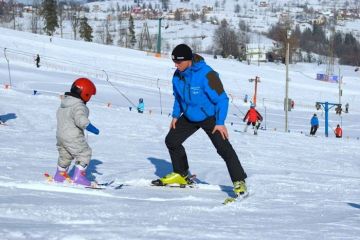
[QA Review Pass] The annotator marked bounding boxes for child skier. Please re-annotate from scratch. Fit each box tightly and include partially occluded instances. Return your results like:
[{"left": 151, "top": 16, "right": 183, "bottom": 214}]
[
  {"left": 137, "top": 98, "right": 144, "bottom": 113},
  {"left": 54, "top": 78, "right": 99, "bottom": 186},
  {"left": 334, "top": 124, "right": 342, "bottom": 138},
  {"left": 243, "top": 104, "right": 263, "bottom": 135}
]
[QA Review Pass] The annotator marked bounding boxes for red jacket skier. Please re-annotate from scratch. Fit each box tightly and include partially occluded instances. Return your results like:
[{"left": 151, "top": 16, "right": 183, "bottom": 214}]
[
  {"left": 243, "top": 105, "right": 263, "bottom": 134},
  {"left": 334, "top": 124, "right": 342, "bottom": 138}
]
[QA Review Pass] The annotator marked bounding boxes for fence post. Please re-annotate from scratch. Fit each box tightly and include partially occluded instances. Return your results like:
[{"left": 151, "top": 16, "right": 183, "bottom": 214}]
[{"left": 4, "top": 48, "right": 12, "bottom": 87}]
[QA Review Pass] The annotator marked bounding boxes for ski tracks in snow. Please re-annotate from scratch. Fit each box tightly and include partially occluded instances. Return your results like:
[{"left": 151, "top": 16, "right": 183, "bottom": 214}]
[{"left": 0, "top": 180, "right": 224, "bottom": 204}]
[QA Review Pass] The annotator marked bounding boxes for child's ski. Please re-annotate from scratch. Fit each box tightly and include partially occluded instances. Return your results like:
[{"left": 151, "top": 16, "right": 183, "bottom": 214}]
[{"left": 44, "top": 173, "right": 107, "bottom": 190}]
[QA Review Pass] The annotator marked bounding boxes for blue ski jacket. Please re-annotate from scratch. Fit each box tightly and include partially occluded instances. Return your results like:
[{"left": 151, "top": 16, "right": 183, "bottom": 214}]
[
  {"left": 171, "top": 54, "right": 229, "bottom": 125},
  {"left": 137, "top": 102, "right": 144, "bottom": 112},
  {"left": 311, "top": 116, "right": 319, "bottom": 126}
]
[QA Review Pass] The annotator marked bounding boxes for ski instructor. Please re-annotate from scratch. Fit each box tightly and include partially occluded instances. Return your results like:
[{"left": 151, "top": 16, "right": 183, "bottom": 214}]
[{"left": 152, "top": 44, "right": 248, "bottom": 197}]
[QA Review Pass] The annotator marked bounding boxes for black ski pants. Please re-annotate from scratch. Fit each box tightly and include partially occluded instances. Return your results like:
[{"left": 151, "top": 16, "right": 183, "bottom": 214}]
[
  {"left": 310, "top": 125, "right": 319, "bottom": 135},
  {"left": 165, "top": 115, "right": 247, "bottom": 182}
]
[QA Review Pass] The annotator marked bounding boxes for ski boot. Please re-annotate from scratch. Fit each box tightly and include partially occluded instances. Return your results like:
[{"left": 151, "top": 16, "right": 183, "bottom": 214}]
[
  {"left": 233, "top": 180, "right": 248, "bottom": 196},
  {"left": 71, "top": 165, "right": 91, "bottom": 186},
  {"left": 151, "top": 172, "right": 194, "bottom": 188},
  {"left": 54, "top": 167, "right": 71, "bottom": 183}
]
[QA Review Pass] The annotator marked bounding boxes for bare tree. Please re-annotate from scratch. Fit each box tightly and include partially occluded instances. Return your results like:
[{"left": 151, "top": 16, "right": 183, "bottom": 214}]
[
  {"left": 104, "top": 15, "right": 113, "bottom": 45},
  {"left": 5, "top": 0, "right": 17, "bottom": 30},
  {"left": 190, "top": 38, "right": 202, "bottom": 53},
  {"left": 31, "top": 0, "right": 41, "bottom": 33},
  {"left": 57, "top": 1, "right": 65, "bottom": 38},
  {"left": 174, "top": 9, "right": 182, "bottom": 21},
  {"left": 213, "top": 19, "right": 240, "bottom": 58},
  {"left": 68, "top": 1, "right": 82, "bottom": 40}
]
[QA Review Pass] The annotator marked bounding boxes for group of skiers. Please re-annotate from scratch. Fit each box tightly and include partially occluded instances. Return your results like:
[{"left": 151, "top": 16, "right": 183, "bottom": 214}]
[
  {"left": 310, "top": 113, "right": 342, "bottom": 138},
  {"left": 51, "top": 44, "right": 343, "bottom": 201},
  {"left": 52, "top": 44, "right": 248, "bottom": 198}
]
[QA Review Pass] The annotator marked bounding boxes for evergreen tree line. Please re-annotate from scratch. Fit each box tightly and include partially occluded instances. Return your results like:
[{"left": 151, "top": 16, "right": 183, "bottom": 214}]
[{"left": 268, "top": 22, "right": 360, "bottom": 66}]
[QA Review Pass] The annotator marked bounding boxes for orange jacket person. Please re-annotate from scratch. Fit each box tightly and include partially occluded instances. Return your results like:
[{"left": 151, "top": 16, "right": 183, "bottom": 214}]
[
  {"left": 243, "top": 105, "right": 263, "bottom": 135},
  {"left": 335, "top": 124, "right": 342, "bottom": 138}
]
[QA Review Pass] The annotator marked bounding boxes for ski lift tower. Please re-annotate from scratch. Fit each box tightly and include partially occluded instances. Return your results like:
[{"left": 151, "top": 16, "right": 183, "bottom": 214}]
[
  {"left": 325, "top": 3, "right": 337, "bottom": 81},
  {"left": 156, "top": 17, "right": 163, "bottom": 57},
  {"left": 315, "top": 101, "right": 341, "bottom": 137},
  {"left": 248, "top": 76, "right": 260, "bottom": 106},
  {"left": 139, "top": 21, "right": 152, "bottom": 51}
]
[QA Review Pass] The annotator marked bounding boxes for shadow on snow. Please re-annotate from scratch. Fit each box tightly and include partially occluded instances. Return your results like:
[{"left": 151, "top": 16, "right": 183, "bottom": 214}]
[
  {"left": 68, "top": 159, "right": 103, "bottom": 182},
  {"left": 0, "top": 113, "right": 17, "bottom": 123},
  {"left": 348, "top": 203, "right": 360, "bottom": 209},
  {"left": 147, "top": 157, "right": 234, "bottom": 196}
]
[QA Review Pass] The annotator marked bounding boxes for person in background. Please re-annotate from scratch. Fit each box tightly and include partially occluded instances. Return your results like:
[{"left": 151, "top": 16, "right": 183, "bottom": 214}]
[
  {"left": 243, "top": 104, "right": 263, "bottom": 135},
  {"left": 54, "top": 78, "right": 99, "bottom": 186},
  {"left": 345, "top": 103, "right": 349, "bottom": 113},
  {"left": 152, "top": 44, "right": 248, "bottom": 197},
  {"left": 310, "top": 113, "right": 319, "bottom": 136},
  {"left": 334, "top": 124, "right": 342, "bottom": 138},
  {"left": 137, "top": 98, "right": 144, "bottom": 113},
  {"left": 35, "top": 54, "right": 40, "bottom": 68}
]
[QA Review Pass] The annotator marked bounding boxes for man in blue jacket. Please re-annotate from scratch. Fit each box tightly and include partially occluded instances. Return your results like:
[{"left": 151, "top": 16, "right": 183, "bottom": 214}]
[
  {"left": 310, "top": 113, "right": 319, "bottom": 136},
  {"left": 152, "top": 44, "right": 247, "bottom": 197}
]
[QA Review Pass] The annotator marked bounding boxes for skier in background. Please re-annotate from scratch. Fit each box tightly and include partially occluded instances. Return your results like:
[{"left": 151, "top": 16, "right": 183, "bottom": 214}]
[
  {"left": 310, "top": 113, "right": 319, "bottom": 136},
  {"left": 54, "top": 78, "right": 99, "bottom": 186},
  {"left": 243, "top": 104, "right": 263, "bottom": 135},
  {"left": 334, "top": 124, "right": 342, "bottom": 138},
  {"left": 244, "top": 94, "right": 248, "bottom": 103},
  {"left": 137, "top": 98, "right": 144, "bottom": 113},
  {"left": 152, "top": 44, "right": 248, "bottom": 197},
  {"left": 35, "top": 54, "right": 40, "bottom": 68}
]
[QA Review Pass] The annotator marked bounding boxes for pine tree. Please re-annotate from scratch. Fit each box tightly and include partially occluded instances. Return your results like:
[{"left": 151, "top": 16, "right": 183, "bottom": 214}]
[
  {"left": 40, "top": 0, "right": 58, "bottom": 36},
  {"left": 79, "top": 17, "right": 93, "bottom": 42},
  {"left": 128, "top": 15, "right": 136, "bottom": 48}
]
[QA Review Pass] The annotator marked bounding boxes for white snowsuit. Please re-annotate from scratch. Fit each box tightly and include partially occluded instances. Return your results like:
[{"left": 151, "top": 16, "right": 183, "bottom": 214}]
[{"left": 56, "top": 94, "right": 92, "bottom": 168}]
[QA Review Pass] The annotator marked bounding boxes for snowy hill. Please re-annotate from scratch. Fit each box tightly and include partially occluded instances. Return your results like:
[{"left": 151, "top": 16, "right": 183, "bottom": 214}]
[{"left": 0, "top": 27, "right": 360, "bottom": 240}]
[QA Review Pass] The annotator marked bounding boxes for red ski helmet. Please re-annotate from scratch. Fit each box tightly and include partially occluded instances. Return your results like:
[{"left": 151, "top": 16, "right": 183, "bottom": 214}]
[{"left": 71, "top": 78, "right": 96, "bottom": 102}]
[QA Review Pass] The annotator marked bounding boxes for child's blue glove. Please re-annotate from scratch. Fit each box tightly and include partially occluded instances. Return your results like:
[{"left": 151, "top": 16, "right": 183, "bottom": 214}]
[{"left": 86, "top": 123, "right": 100, "bottom": 135}]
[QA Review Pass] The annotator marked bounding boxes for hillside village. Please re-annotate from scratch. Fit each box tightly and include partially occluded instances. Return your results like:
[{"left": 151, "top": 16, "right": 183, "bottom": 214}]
[{"left": 1, "top": 0, "right": 360, "bottom": 64}]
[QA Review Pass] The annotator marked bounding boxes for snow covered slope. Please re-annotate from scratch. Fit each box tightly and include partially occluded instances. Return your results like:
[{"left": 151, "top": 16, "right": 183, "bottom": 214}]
[{"left": 0, "top": 28, "right": 360, "bottom": 240}]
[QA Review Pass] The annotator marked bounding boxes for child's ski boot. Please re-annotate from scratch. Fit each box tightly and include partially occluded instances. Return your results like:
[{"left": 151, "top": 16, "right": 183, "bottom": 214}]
[
  {"left": 53, "top": 167, "right": 71, "bottom": 183},
  {"left": 72, "top": 165, "right": 91, "bottom": 186},
  {"left": 151, "top": 172, "right": 194, "bottom": 188}
]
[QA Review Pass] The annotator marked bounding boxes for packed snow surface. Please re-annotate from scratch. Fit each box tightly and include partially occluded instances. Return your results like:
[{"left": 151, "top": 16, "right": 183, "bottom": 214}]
[{"left": 0, "top": 28, "right": 360, "bottom": 240}]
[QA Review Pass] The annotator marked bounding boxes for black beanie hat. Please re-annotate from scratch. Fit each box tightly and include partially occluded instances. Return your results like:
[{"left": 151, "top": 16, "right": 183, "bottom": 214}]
[{"left": 171, "top": 44, "right": 193, "bottom": 61}]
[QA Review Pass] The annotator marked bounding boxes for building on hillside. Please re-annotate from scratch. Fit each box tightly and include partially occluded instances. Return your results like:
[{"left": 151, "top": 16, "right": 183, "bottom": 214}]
[
  {"left": 246, "top": 43, "right": 268, "bottom": 63},
  {"left": 23, "top": 6, "right": 34, "bottom": 13},
  {"left": 313, "top": 15, "right": 326, "bottom": 25},
  {"left": 259, "top": 1, "right": 269, "bottom": 7},
  {"left": 202, "top": 6, "right": 213, "bottom": 14}
]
